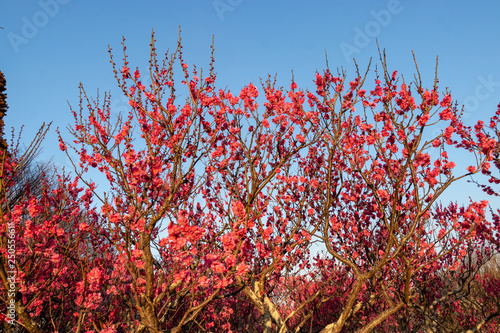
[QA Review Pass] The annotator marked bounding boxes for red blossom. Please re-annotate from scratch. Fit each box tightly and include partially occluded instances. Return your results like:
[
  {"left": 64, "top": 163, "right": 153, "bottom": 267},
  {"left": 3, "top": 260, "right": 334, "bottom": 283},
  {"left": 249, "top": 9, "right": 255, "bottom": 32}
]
[{"left": 6, "top": 33, "right": 499, "bottom": 333}]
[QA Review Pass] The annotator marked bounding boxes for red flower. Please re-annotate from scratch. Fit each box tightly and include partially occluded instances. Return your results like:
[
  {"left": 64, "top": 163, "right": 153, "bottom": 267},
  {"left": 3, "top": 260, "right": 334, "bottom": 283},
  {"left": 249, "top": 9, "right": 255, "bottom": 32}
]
[
  {"left": 262, "top": 118, "right": 270, "bottom": 128},
  {"left": 439, "top": 108, "right": 454, "bottom": 121},
  {"left": 467, "top": 166, "right": 476, "bottom": 173},
  {"left": 122, "top": 66, "right": 130, "bottom": 78},
  {"left": 418, "top": 114, "right": 430, "bottom": 126}
]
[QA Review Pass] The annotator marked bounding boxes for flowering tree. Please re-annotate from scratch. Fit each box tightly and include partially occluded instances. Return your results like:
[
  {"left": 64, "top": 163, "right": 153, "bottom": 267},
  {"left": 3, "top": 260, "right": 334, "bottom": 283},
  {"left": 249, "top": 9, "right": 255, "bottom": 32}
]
[
  {"left": 1, "top": 33, "right": 499, "bottom": 332},
  {"left": 0, "top": 127, "right": 123, "bottom": 332},
  {"left": 299, "top": 55, "right": 498, "bottom": 333}
]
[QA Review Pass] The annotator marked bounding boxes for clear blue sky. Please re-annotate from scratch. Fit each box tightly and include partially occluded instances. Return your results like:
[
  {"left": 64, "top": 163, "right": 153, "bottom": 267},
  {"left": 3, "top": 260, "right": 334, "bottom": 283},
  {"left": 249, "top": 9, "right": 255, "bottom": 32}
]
[{"left": 1, "top": 0, "right": 500, "bottom": 205}]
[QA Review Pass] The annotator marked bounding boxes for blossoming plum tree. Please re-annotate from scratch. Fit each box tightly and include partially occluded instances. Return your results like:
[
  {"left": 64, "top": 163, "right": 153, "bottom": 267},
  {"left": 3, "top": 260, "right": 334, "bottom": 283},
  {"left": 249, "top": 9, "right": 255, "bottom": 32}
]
[
  {"left": 1, "top": 32, "right": 499, "bottom": 332},
  {"left": 297, "top": 55, "right": 499, "bottom": 333}
]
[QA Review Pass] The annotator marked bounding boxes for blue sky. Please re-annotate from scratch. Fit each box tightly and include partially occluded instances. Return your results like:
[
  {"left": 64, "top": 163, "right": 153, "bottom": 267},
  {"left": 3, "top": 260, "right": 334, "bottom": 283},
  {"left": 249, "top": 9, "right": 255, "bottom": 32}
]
[{"left": 1, "top": 0, "right": 500, "bottom": 205}]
